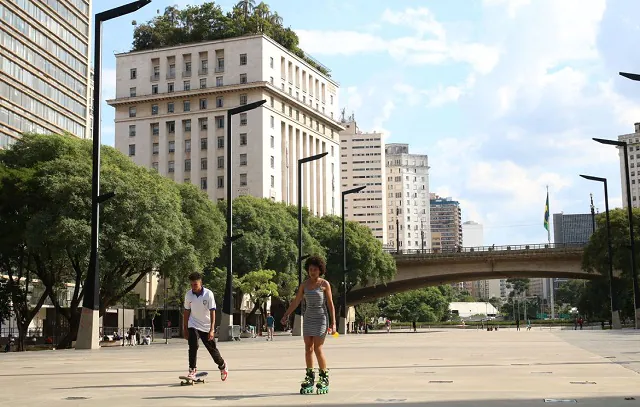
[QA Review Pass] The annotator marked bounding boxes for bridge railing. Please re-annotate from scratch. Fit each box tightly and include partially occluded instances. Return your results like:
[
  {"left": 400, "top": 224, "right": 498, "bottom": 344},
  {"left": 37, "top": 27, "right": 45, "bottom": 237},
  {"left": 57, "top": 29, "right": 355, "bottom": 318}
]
[{"left": 386, "top": 242, "right": 587, "bottom": 256}]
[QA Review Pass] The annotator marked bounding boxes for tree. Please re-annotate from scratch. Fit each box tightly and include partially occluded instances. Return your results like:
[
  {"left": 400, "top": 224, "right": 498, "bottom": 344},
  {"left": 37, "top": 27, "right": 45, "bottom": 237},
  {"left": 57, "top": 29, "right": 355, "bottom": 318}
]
[
  {"left": 488, "top": 296, "right": 503, "bottom": 311},
  {"left": 555, "top": 280, "right": 585, "bottom": 307},
  {"left": 0, "top": 280, "right": 10, "bottom": 323},
  {"left": 236, "top": 269, "right": 279, "bottom": 318},
  {"left": 355, "top": 301, "right": 380, "bottom": 324},
  {"left": 506, "top": 278, "right": 530, "bottom": 297},
  {"left": 379, "top": 288, "right": 449, "bottom": 324}
]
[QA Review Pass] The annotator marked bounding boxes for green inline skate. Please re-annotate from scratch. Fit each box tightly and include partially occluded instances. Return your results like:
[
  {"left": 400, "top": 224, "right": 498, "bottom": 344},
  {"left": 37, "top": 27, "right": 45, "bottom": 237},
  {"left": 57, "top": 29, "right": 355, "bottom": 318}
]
[
  {"left": 300, "top": 368, "right": 315, "bottom": 394},
  {"left": 316, "top": 369, "right": 329, "bottom": 394}
]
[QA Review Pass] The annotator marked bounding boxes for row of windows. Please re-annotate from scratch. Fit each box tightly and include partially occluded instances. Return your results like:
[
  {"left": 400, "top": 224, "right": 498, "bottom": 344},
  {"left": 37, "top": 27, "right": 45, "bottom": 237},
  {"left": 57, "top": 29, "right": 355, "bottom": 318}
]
[
  {"left": 272, "top": 96, "right": 332, "bottom": 137},
  {"left": 0, "top": 81, "right": 85, "bottom": 138},
  {"left": 184, "top": 174, "right": 275, "bottom": 191},
  {"left": 1, "top": 29, "right": 87, "bottom": 97},
  {"left": 133, "top": 94, "right": 250, "bottom": 117},
  {"left": 1, "top": 55, "right": 87, "bottom": 118},
  {"left": 0, "top": 4, "right": 88, "bottom": 76},
  {"left": 40, "top": 0, "right": 89, "bottom": 35},
  {"left": 131, "top": 73, "right": 247, "bottom": 95},
  {"left": 0, "top": 130, "right": 17, "bottom": 149},
  {"left": 65, "top": 0, "right": 88, "bottom": 15},
  {"left": 276, "top": 55, "right": 331, "bottom": 103},
  {"left": 132, "top": 150, "right": 277, "bottom": 174},
  {"left": 14, "top": 0, "right": 88, "bottom": 55},
  {"left": 0, "top": 105, "right": 55, "bottom": 138}
]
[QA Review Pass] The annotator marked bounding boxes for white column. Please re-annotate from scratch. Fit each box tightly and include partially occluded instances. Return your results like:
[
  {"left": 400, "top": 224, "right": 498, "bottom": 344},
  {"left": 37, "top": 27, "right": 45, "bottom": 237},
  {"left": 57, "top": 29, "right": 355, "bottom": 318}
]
[{"left": 308, "top": 134, "right": 315, "bottom": 215}]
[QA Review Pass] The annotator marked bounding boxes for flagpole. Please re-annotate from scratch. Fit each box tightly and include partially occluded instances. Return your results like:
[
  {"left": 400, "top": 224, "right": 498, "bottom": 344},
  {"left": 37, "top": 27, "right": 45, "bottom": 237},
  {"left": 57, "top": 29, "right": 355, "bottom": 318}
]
[{"left": 547, "top": 185, "right": 555, "bottom": 320}]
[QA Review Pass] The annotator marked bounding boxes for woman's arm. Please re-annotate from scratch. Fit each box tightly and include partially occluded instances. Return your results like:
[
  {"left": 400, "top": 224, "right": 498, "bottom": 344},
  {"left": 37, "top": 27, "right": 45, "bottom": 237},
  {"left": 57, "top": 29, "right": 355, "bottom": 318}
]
[
  {"left": 281, "top": 283, "right": 305, "bottom": 323},
  {"left": 324, "top": 280, "right": 336, "bottom": 328}
]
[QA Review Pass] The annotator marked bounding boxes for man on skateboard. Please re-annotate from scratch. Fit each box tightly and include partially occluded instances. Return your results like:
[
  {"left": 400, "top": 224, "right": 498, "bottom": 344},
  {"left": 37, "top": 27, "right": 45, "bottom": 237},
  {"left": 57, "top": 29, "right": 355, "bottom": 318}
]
[{"left": 183, "top": 272, "right": 228, "bottom": 381}]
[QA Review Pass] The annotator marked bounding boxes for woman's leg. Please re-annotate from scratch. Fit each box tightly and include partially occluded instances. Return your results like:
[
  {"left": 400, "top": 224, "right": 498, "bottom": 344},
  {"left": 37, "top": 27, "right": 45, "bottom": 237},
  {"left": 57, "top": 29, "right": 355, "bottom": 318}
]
[
  {"left": 312, "top": 336, "right": 328, "bottom": 370},
  {"left": 303, "top": 336, "right": 314, "bottom": 368}
]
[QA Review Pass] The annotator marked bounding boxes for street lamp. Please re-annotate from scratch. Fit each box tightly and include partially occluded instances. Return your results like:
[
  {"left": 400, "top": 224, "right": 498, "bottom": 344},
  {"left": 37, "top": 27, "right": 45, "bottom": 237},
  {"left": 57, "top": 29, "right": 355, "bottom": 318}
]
[
  {"left": 580, "top": 174, "right": 622, "bottom": 329},
  {"left": 219, "top": 99, "right": 267, "bottom": 342},
  {"left": 340, "top": 185, "right": 366, "bottom": 334},
  {"left": 593, "top": 137, "right": 640, "bottom": 328},
  {"left": 76, "top": 0, "right": 152, "bottom": 350},
  {"left": 294, "top": 152, "right": 329, "bottom": 336}
]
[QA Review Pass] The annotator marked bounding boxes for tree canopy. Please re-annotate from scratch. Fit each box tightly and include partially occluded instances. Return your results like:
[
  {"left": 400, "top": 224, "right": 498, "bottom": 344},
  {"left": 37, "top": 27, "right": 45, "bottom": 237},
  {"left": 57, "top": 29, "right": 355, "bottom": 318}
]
[
  {"left": 379, "top": 288, "right": 450, "bottom": 323},
  {"left": 132, "top": 1, "right": 331, "bottom": 76}
]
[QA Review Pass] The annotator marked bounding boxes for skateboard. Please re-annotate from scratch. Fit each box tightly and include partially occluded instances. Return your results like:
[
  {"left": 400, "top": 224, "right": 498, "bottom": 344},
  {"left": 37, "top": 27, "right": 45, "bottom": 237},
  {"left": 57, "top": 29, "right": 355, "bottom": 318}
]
[{"left": 179, "top": 371, "right": 208, "bottom": 386}]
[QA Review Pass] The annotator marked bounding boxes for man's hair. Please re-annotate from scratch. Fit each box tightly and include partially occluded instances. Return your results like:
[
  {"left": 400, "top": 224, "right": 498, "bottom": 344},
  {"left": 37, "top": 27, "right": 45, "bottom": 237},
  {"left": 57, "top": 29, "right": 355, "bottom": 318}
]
[
  {"left": 304, "top": 255, "right": 326, "bottom": 276},
  {"left": 188, "top": 272, "right": 203, "bottom": 282}
]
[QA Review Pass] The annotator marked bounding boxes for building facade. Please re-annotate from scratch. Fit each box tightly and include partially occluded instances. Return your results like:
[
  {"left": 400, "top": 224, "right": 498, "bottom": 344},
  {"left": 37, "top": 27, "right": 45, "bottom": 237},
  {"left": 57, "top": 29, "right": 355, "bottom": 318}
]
[
  {"left": 339, "top": 117, "right": 386, "bottom": 242},
  {"left": 385, "top": 143, "right": 430, "bottom": 251},
  {"left": 618, "top": 123, "right": 640, "bottom": 208},
  {"left": 430, "top": 194, "right": 462, "bottom": 252},
  {"left": 108, "top": 35, "right": 343, "bottom": 216},
  {"left": 552, "top": 212, "right": 594, "bottom": 297},
  {"left": 0, "top": 0, "right": 93, "bottom": 148}
]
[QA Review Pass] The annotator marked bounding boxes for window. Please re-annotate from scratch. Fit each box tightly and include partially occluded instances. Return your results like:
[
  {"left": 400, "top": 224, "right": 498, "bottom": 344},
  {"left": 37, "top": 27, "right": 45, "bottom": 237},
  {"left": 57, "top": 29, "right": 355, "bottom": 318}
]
[
  {"left": 183, "top": 100, "right": 190, "bottom": 112},
  {"left": 201, "top": 137, "right": 208, "bottom": 150},
  {"left": 201, "top": 158, "right": 208, "bottom": 170},
  {"left": 152, "top": 162, "right": 158, "bottom": 171},
  {"left": 270, "top": 76, "right": 274, "bottom": 85},
  {"left": 200, "top": 118, "right": 208, "bottom": 130},
  {"left": 184, "top": 119, "right": 191, "bottom": 132},
  {"left": 239, "top": 94, "right": 247, "bottom": 105},
  {"left": 296, "top": 110, "right": 299, "bottom": 120},
  {"left": 168, "top": 161, "right": 175, "bottom": 173},
  {"left": 151, "top": 123, "right": 159, "bottom": 135},
  {"left": 240, "top": 53, "right": 247, "bottom": 65},
  {"left": 129, "top": 87, "right": 136, "bottom": 97},
  {"left": 168, "top": 82, "right": 174, "bottom": 93},
  {"left": 200, "top": 99, "right": 207, "bottom": 109},
  {"left": 184, "top": 178, "right": 190, "bottom": 183},
  {"left": 240, "top": 133, "right": 247, "bottom": 145},
  {"left": 240, "top": 73, "right": 247, "bottom": 84},
  {"left": 331, "top": 145, "right": 334, "bottom": 156},
  {"left": 200, "top": 78, "right": 206, "bottom": 89},
  {"left": 270, "top": 116, "right": 274, "bottom": 128},
  {"left": 200, "top": 59, "right": 208, "bottom": 74},
  {"left": 152, "top": 84, "right": 158, "bottom": 94},
  {"left": 185, "top": 159, "right": 191, "bottom": 171},
  {"left": 217, "top": 136, "right": 224, "bottom": 149},
  {"left": 270, "top": 57, "right": 274, "bottom": 68},
  {"left": 270, "top": 135, "right": 274, "bottom": 148},
  {"left": 217, "top": 156, "right": 224, "bottom": 168},
  {"left": 129, "top": 107, "right": 136, "bottom": 117},
  {"left": 216, "top": 76, "right": 223, "bottom": 87},
  {"left": 151, "top": 104, "right": 158, "bottom": 115},
  {"left": 168, "top": 64, "right": 176, "bottom": 78},
  {"left": 167, "top": 121, "right": 175, "bottom": 133},
  {"left": 270, "top": 97, "right": 274, "bottom": 107},
  {"left": 168, "top": 140, "right": 175, "bottom": 153},
  {"left": 270, "top": 175, "right": 275, "bottom": 188},
  {"left": 200, "top": 177, "right": 207, "bottom": 190},
  {"left": 152, "top": 66, "right": 159, "bottom": 79},
  {"left": 216, "top": 96, "right": 224, "bottom": 108},
  {"left": 240, "top": 113, "right": 247, "bottom": 126},
  {"left": 130, "top": 68, "right": 137, "bottom": 79},
  {"left": 185, "top": 139, "right": 191, "bottom": 152},
  {"left": 185, "top": 61, "right": 192, "bottom": 73},
  {"left": 217, "top": 57, "right": 224, "bottom": 71},
  {"left": 270, "top": 155, "right": 274, "bottom": 169},
  {"left": 217, "top": 176, "right": 224, "bottom": 188},
  {"left": 216, "top": 116, "right": 224, "bottom": 129},
  {"left": 168, "top": 102, "right": 174, "bottom": 113},
  {"left": 129, "top": 125, "right": 136, "bottom": 137},
  {"left": 240, "top": 173, "right": 247, "bottom": 186},
  {"left": 184, "top": 81, "right": 190, "bottom": 91},
  {"left": 152, "top": 143, "right": 159, "bottom": 154},
  {"left": 240, "top": 154, "right": 247, "bottom": 166},
  {"left": 330, "top": 95, "right": 333, "bottom": 105}
]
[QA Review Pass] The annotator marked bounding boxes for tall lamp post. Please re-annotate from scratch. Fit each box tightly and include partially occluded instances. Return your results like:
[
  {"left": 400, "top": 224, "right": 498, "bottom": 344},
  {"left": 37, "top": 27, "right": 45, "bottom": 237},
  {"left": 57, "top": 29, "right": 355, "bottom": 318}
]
[
  {"left": 76, "top": 0, "right": 152, "bottom": 350},
  {"left": 340, "top": 185, "right": 366, "bottom": 335},
  {"left": 294, "top": 152, "right": 329, "bottom": 336},
  {"left": 218, "top": 99, "right": 267, "bottom": 342},
  {"left": 593, "top": 137, "right": 640, "bottom": 328},
  {"left": 580, "top": 174, "right": 621, "bottom": 329}
]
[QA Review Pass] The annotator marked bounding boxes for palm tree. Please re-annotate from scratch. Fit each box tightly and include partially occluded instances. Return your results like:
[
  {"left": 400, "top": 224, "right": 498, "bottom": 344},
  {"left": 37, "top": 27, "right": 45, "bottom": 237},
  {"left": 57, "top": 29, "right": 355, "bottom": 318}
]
[
  {"left": 269, "top": 11, "right": 283, "bottom": 26},
  {"left": 235, "top": 0, "right": 255, "bottom": 19},
  {"left": 253, "top": 2, "right": 270, "bottom": 33}
]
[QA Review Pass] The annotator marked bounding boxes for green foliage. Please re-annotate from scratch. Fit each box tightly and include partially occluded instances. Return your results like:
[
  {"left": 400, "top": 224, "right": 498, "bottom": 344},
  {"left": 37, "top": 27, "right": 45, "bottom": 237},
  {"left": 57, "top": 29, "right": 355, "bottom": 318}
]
[
  {"left": 506, "top": 278, "right": 530, "bottom": 297},
  {"left": 379, "top": 287, "right": 449, "bottom": 323},
  {"left": 131, "top": 2, "right": 331, "bottom": 76},
  {"left": 355, "top": 302, "right": 380, "bottom": 322},
  {"left": 0, "top": 280, "right": 10, "bottom": 322},
  {"left": 236, "top": 269, "right": 279, "bottom": 317}
]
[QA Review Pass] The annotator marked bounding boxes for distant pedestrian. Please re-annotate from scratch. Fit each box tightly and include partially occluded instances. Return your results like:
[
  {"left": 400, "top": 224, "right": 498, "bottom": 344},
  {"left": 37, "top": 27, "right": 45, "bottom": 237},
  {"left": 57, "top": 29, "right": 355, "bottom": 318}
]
[
  {"left": 526, "top": 319, "right": 531, "bottom": 331},
  {"left": 266, "top": 312, "right": 275, "bottom": 341},
  {"left": 516, "top": 319, "right": 520, "bottom": 331}
]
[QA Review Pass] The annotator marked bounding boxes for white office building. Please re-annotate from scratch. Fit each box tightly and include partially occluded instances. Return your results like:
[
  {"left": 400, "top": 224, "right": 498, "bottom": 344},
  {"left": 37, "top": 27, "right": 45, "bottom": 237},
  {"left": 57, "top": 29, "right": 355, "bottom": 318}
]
[
  {"left": 107, "top": 34, "right": 343, "bottom": 216},
  {"left": 385, "top": 143, "right": 430, "bottom": 250},
  {"left": 339, "top": 116, "right": 386, "bottom": 242},
  {"left": 618, "top": 122, "right": 640, "bottom": 208}
]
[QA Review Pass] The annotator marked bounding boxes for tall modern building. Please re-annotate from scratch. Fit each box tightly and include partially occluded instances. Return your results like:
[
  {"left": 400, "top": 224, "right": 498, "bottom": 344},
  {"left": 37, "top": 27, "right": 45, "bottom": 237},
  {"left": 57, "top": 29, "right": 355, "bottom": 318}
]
[
  {"left": 0, "top": 0, "right": 93, "bottom": 148},
  {"left": 107, "top": 35, "right": 343, "bottom": 216},
  {"left": 618, "top": 123, "right": 640, "bottom": 208},
  {"left": 462, "top": 221, "right": 500, "bottom": 299},
  {"left": 339, "top": 116, "right": 386, "bottom": 242},
  {"left": 552, "top": 212, "right": 594, "bottom": 295},
  {"left": 385, "top": 143, "right": 430, "bottom": 251},
  {"left": 430, "top": 194, "right": 462, "bottom": 251}
]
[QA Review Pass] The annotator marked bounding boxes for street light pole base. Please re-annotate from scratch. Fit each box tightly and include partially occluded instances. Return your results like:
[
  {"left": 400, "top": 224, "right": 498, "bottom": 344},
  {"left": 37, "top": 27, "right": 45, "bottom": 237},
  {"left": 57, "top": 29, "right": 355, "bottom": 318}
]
[
  {"left": 218, "top": 312, "right": 233, "bottom": 342},
  {"left": 612, "top": 310, "right": 622, "bottom": 330},
  {"left": 75, "top": 308, "right": 100, "bottom": 350},
  {"left": 292, "top": 314, "right": 303, "bottom": 336},
  {"left": 338, "top": 317, "right": 348, "bottom": 335}
]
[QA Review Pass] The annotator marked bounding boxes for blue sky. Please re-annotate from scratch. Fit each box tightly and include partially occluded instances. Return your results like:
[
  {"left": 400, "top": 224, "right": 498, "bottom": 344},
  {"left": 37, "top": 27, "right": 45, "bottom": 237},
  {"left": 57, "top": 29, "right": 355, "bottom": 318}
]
[{"left": 94, "top": 0, "right": 640, "bottom": 246}]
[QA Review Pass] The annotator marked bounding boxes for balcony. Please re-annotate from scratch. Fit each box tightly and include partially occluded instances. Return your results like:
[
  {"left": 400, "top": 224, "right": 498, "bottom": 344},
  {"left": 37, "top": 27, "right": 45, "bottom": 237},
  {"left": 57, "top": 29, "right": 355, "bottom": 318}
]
[
  {"left": 199, "top": 68, "right": 208, "bottom": 75},
  {"left": 215, "top": 66, "right": 224, "bottom": 73},
  {"left": 166, "top": 72, "right": 176, "bottom": 80},
  {"left": 150, "top": 74, "right": 160, "bottom": 81},
  {"left": 182, "top": 71, "right": 192, "bottom": 78}
]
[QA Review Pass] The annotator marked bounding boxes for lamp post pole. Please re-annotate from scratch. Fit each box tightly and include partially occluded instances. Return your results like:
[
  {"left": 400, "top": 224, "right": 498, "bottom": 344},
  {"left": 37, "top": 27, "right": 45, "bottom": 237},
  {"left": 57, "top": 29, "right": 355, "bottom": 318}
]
[
  {"left": 580, "top": 174, "right": 622, "bottom": 329},
  {"left": 593, "top": 137, "right": 640, "bottom": 329},
  {"left": 294, "top": 152, "right": 328, "bottom": 336},
  {"left": 340, "top": 186, "right": 366, "bottom": 335},
  {"left": 218, "top": 100, "right": 267, "bottom": 342},
  {"left": 76, "top": 0, "right": 152, "bottom": 350}
]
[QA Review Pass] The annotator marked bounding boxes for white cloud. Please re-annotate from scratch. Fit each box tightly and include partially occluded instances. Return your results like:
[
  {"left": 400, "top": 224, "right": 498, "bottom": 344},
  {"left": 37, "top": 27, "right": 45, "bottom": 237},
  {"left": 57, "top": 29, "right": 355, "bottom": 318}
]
[{"left": 482, "top": 0, "right": 531, "bottom": 18}]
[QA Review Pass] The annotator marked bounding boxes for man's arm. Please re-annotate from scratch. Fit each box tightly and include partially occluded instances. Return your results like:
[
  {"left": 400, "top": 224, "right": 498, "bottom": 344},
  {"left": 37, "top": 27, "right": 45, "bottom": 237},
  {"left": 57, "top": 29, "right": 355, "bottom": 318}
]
[
  {"left": 210, "top": 309, "right": 216, "bottom": 336},
  {"left": 183, "top": 309, "right": 190, "bottom": 338}
]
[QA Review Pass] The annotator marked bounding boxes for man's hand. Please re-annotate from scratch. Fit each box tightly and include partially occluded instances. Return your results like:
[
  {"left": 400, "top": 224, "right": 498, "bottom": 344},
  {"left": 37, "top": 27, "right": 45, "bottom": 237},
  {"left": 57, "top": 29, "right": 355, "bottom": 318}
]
[
  {"left": 280, "top": 315, "right": 288, "bottom": 326},
  {"left": 208, "top": 330, "right": 215, "bottom": 341}
]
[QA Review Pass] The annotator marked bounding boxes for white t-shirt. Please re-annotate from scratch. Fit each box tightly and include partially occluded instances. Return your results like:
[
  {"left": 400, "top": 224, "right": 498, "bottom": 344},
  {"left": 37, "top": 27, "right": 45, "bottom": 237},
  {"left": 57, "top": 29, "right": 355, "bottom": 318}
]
[{"left": 184, "top": 287, "right": 216, "bottom": 332}]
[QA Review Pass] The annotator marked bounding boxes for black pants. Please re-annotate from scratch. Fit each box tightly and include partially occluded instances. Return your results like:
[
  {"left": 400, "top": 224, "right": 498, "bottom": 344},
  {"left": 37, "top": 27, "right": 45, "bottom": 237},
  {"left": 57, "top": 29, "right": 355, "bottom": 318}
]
[{"left": 188, "top": 328, "right": 225, "bottom": 370}]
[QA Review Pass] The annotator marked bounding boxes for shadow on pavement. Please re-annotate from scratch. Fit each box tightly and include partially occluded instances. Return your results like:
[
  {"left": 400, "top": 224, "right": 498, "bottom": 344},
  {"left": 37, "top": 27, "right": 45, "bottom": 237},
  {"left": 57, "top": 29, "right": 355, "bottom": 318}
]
[{"left": 142, "top": 393, "right": 293, "bottom": 401}]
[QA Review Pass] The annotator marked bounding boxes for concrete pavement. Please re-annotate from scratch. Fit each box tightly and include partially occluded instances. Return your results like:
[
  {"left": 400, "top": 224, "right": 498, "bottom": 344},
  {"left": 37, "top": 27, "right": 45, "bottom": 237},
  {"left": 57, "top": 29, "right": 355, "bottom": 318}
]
[{"left": 2, "top": 328, "right": 640, "bottom": 406}]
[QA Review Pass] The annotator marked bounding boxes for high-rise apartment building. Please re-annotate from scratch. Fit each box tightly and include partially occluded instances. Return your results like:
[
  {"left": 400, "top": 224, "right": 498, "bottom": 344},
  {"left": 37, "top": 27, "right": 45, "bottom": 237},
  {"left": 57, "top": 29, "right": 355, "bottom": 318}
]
[
  {"left": 0, "top": 0, "right": 93, "bottom": 148},
  {"left": 552, "top": 212, "right": 594, "bottom": 296},
  {"left": 618, "top": 123, "right": 640, "bottom": 208},
  {"left": 385, "top": 143, "right": 430, "bottom": 251},
  {"left": 339, "top": 117, "right": 386, "bottom": 242},
  {"left": 108, "top": 35, "right": 343, "bottom": 216},
  {"left": 430, "top": 194, "right": 462, "bottom": 251},
  {"left": 462, "top": 221, "right": 500, "bottom": 299}
]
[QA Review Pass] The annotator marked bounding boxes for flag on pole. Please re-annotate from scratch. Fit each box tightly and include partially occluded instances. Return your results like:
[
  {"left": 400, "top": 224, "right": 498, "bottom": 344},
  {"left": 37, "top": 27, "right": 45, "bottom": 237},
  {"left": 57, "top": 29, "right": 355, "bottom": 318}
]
[{"left": 544, "top": 187, "right": 551, "bottom": 243}]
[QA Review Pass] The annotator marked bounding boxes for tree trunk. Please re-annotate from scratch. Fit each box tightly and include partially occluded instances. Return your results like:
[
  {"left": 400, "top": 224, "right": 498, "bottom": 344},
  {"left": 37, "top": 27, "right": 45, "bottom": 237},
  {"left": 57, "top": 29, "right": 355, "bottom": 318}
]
[{"left": 56, "top": 307, "right": 80, "bottom": 349}]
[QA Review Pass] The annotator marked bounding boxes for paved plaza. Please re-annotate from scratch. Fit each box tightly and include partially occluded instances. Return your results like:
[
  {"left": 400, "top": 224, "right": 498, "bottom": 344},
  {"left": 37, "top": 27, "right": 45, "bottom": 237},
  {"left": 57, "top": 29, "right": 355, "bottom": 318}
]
[{"left": 3, "top": 328, "right": 640, "bottom": 406}]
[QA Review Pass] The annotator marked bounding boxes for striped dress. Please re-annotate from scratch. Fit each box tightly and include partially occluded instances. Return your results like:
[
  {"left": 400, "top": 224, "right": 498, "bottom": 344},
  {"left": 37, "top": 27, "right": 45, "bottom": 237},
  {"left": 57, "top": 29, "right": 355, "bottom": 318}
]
[{"left": 303, "top": 285, "right": 328, "bottom": 337}]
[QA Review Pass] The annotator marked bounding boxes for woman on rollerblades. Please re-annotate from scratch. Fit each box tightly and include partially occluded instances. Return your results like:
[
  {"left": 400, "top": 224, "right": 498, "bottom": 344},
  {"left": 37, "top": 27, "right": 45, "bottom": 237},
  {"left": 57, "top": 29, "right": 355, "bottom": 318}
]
[{"left": 281, "top": 255, "right": 336, "bottom": 394}]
